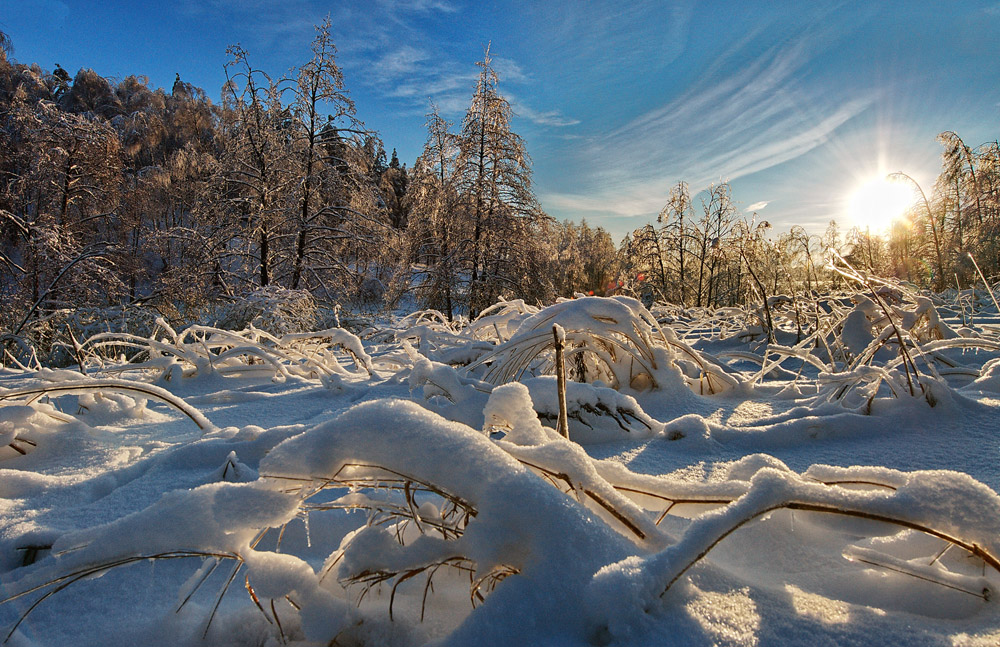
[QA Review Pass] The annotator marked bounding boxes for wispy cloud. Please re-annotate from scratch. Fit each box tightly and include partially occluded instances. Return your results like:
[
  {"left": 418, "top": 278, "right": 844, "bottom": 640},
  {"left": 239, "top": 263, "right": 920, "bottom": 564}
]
[
  {"left": 490, "top": 56, "right": 530, "bottom": 84},
  {"left": 545, "top": 33, "right": 873, "bottom": 221},
  {"left": 512, "top": 102, "right": 581, "bottom": 128},
  {"left": 176, "top": 0, "right": 577, "bottom": 129},
  {"left": 372, "top": 46, "right": 432, "bottom": 83},
  {"left": 361, "top": 43, "right": 577, "bottom": 128},
  {"left": 177, "top": 0, "right": 330, "bottom": 55},
  {"left": 543, "top": 191, "right": 665, "bottom": 218},
  {"left": 365, "top": 45, "right": 476, "bottom": 114},
  {"left": 747, "top": 201, "right": 769, "bottom": 212},
  {"left": 528, "top": 1, "right": 693, "bottom": 82},
  {"left": 381, "top": 0, "right": 459, "bottom": 13}
]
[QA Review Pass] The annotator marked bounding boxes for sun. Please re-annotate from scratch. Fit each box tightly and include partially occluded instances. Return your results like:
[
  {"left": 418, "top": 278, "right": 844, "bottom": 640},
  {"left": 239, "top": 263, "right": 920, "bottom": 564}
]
[{"left": 846, "top": 175, "right": 915, "bottom": 231}]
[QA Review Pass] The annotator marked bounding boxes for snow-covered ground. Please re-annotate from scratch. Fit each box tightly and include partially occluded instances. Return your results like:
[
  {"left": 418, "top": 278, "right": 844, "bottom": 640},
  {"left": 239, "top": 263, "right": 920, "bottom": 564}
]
[{"left": 3, "top": 293, "right": 1000, "bottom": 646}]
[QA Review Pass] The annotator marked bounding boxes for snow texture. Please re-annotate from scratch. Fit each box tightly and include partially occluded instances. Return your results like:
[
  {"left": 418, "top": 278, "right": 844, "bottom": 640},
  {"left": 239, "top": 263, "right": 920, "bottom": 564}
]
[{"left": 3, "top": 294, "right": 1000, "bottom": 646}]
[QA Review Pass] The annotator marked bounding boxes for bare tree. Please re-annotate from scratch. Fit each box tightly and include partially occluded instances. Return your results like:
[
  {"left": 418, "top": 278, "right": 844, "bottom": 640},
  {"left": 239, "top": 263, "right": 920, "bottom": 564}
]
[
  {"left": 286, "top": 18, "right": 373, "bottom": 292},
  {"left": 218, "top": 44, "right": 294, "bottom": 289},
  {"left": 407, "top": 105, "right": 463, "bottom": 318},
  {"left": 657, "top": 181, "right": 694, "bottom": 304},
  {"left": 455, "top": 45, "right": 547, "bottom": 315}
]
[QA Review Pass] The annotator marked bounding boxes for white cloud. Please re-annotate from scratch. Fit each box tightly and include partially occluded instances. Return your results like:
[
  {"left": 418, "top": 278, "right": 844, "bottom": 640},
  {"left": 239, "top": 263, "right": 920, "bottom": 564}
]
[
  {"left": 542, "top": 179, "right": 670, "bottom": 218},
  {"left": 491, "top": 56, "right": 530, "bottom": 84},
  {"left": 746, "top": 201, "right": 769, "bottom": 212},
  {"left": 380, "top": 0, "right": 459, "bottom": 13},
  {"left": 506, "top": 91, "right": 579, "bottom": 128},
  {"left": 361, "top": 43, "right": 575, "bottom": 130},
  {"left": 514, "top": 104, "right": 580, "bottom": 128},
  {"left": 373, "top": 46, "right": 431, "bottom": 81},
  {"left": 378, "top": 59, "right": 476, "bottom": 106},
  {"left": 529, "top": 1, "right": 693, "bottom": 82},
  {"left": 553, "top": 34, "right": 873, "bottom": 227}
]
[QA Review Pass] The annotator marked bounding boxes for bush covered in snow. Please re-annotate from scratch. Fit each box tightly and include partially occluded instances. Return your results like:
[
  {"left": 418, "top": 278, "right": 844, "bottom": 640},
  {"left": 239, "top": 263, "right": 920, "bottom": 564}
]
[{"left": 203, "top": 286, "right": 321, "bottom": 336}]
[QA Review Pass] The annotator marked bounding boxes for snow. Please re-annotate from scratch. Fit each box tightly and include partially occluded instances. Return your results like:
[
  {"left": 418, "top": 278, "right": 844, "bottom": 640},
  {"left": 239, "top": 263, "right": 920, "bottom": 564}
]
[{"left": 3, "top": 293, "right": 1000, "bottom": 646}]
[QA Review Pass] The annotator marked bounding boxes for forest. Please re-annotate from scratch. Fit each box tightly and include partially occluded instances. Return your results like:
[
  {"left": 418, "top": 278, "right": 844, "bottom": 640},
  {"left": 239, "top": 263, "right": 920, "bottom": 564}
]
[{"left": 0, "top": 23, "right": 998, "bottom": 339}]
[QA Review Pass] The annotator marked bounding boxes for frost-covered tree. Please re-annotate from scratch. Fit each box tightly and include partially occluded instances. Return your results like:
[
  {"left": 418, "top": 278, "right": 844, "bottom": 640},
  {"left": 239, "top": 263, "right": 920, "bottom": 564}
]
[
  {"left": 285, "top": 18, "right": 367, "bottom": 292},
  {"left": 784, "top": 225, "right": 819, "bottom": 293},
  {"left": 104, "top": 76, "right": 170, "bottom": 301},
  {"left": 729, "top": 217, "right": 776, "bottom": 339},
  {"left": 60, "top": 68, "right": 123, "bottom": 119},
  {"left": 407, "top": 105, "right": 463, "bottom": 319},
  {"left": 0, "top": 30, "right": 12, "bottom": 61},
  {"left": 548, "top": 219, "right": 618, "bottom": 298},
  {"left": 455, "top": 46, "right": 549, "bottom": 315},
  {"left": 216, "top": 45, "right": 295, "bottom": 289},
  {"left": 380, "top": 163, "right": 408, "bottom": 230},
  {"left": 659, "top": 181, "right": 693, "bottom": 304},
  {"left": 843, "top": 225, "right": 892, "bottom": 278},
  {"left": 692, "top": 183, "right": 739, "bottom": 307},
  {"left": 619, "top": 223, "right": 670, "bottom": 303},
  {"left": 6, "top": 100, "right": 123, "bottom": 313},
  {"left": 137, "top": 80, "right": 225, "bottom": 307},
  {"left": 623, "top": 182, "right": 740, "bottom": 308},
  {"left": 210, "top": 24, "right": 394, "bottom": 304}
]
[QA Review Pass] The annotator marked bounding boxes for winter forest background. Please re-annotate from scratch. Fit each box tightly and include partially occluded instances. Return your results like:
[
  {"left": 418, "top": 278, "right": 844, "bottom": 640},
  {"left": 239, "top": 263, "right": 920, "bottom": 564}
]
[{"left": 2, "top": 21, "right": 998, "bottom": 341}]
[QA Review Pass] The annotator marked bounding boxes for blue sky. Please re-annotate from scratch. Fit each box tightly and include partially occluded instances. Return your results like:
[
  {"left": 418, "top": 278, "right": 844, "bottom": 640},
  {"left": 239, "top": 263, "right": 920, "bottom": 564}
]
[{"left": 3, "top": 0, "right": 999, "bottom": 241}]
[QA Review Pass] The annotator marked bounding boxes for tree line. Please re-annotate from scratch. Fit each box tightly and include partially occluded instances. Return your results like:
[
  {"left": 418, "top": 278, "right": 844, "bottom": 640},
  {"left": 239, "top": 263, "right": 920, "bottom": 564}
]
[
  {"left": 620, "top": 129, "right": 1000, "bottom": 317},
  {"left": 1, "top": 23, "right": 996, "bottom": 333},
  {"left": 0, "top": 24, "right": 619, "bottom": 327}
]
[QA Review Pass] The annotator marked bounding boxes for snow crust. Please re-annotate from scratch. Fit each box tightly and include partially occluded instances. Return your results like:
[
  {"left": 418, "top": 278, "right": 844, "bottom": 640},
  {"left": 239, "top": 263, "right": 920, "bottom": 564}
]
[{"left": 3, "top": 294, "right": 1000, "bottom": 646}]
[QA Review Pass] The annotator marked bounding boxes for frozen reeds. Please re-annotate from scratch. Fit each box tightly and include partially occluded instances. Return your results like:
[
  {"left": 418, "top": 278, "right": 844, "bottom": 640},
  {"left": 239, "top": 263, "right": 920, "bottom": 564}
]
[
  {"left": 70, "top": 318, "right": 373, "bottom": 382},
  {"left": 0, "top": 378, "right": 214, "bottom": 431}
]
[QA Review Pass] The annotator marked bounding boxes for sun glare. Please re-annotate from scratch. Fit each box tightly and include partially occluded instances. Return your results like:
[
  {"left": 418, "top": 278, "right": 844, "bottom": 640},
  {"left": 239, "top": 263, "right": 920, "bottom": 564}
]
[{"left": 846, "top": 176, "right": 915, "bottom": 230}]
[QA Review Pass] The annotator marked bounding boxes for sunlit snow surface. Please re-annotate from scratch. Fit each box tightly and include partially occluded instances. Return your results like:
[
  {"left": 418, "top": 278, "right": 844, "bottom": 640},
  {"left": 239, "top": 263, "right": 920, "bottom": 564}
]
[{"left": 2, "top": 295, "right": 1000, "bottom": 646}]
